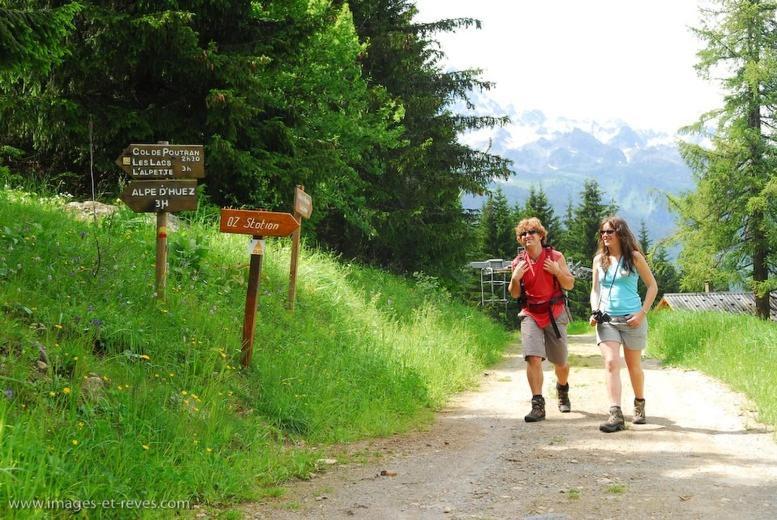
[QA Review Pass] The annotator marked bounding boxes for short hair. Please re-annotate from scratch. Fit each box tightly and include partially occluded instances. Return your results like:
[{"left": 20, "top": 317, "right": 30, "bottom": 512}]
[{"left": 515, "top": 217, "right": 547, "bottom": 240}]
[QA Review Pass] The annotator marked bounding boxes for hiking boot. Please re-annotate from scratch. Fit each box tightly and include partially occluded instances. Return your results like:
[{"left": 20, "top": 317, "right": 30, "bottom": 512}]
[
  {"left": 599, "top": 406, "right": 625, "bottom": 433},
  {"left": 556, "top": 382, "right": 571, "bottom": 413},
  {"left": 633, "top": 398, "right": 646, "bottom": 424},
  {"left": 525, "top": 396, "right": 546, "bottom": 422}
]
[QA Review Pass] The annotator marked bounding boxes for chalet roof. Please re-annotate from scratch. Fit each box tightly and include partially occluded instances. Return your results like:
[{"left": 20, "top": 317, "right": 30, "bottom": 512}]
[{"left": 656, "top": 292, "right": 777, "bottom": 321}]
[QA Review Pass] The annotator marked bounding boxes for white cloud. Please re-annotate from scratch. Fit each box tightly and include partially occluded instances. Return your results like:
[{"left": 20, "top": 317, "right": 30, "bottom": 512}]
[{"left": 414, "top": 0, "right": 724, "bottom": 133}]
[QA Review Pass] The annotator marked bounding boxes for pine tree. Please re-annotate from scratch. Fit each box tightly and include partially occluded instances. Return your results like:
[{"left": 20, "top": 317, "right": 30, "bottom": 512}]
[
  {"left": 638, "top": 220, "right": 650, "bottom": 254},
  {"left": 336, "top": 0, "right": 513, "bottom": 277},
  {"left": 0, "top": 4, "right": 80, "bottom": 76},
  {"left": 676, "top": 0, "right": 777, "bottom": 318},
  {"left": 650, "top": 245, "right": 680, "bottom": 301},
  {"left": 569, "top": 180, "right": 615, "bottom": 264},
  {"left": 478, "top": 188, "right": 515, "bottom": 260},
  {"left": 523, "top": 185, "right": 561, "bottom": 247}
]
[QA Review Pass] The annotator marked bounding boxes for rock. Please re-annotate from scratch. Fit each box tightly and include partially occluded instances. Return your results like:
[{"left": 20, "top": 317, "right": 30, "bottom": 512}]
[
  {"left": 82, "top": 376, "right": 106, "bottom": 400},
  {"left": 65, "top": 201, "right": 119, "bottom": 220}
]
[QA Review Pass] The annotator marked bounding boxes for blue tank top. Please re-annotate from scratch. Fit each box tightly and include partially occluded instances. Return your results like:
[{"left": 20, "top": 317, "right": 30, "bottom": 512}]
[{"left": 599, "top": 260, "right": 642, "bottom": 316}]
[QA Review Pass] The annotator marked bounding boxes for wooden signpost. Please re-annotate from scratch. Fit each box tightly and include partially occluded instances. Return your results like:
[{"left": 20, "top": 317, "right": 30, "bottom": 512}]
[
  {"left": 117, "top": 142, "right": 205, "bottom": 300},
  {"left": 288, "top": 186, "right": 313, "bottom": 311},
  {"left": 219, "top": 208, "right": 300, "bottom": 367}
]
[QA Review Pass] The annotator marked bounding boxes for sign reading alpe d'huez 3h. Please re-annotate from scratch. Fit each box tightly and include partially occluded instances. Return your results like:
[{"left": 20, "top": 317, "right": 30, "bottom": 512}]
[{"left": 117, "top": 144, "right": 204, "bottom": 212}]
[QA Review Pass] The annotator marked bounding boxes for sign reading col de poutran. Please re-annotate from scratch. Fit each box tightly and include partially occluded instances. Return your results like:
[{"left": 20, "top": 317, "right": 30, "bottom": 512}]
[{"left": 115, "top": 144, "right": 205, "bottom": 179}]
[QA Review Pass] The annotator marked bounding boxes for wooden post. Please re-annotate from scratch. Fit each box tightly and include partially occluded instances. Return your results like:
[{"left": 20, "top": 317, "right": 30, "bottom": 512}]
[
  {"left": 155, "top": 212, "right": 168, "bottom": 300},
  {"left": 287, "top": 186, "right": 311, "bottom": 311},
  {"left": 287, "top": 193, "right": 303, "bottom": 311},
  {"left": 241, "top": 237, "right": 264, "bottom": 368},
  {"left": 155, "top": 141, "right": 170, "bottom": 301}
]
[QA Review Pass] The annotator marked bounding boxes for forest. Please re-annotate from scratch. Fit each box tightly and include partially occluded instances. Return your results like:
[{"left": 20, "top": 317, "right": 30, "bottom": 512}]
[{"left": 1, "top": 0, "right": 774, "bottom": 318}]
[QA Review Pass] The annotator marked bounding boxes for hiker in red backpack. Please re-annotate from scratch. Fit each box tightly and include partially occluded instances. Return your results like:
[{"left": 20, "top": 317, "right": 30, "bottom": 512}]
[{"left": 508, "top": 217, "right": 575, "bottom": 422}]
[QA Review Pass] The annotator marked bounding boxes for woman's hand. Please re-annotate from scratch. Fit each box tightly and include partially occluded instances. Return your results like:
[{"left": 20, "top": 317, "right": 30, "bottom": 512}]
[
  {"left": 589, "top": 315, "right": 598, "bottom": 327},
  {"left": 626, "top": 310, "right": 645, "bottom": 328}
]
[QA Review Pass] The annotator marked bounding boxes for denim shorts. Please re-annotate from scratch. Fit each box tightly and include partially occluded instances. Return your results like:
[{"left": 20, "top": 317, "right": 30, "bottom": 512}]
[{"left": 596, "top": 315, "right": 648, "bottom": 350}]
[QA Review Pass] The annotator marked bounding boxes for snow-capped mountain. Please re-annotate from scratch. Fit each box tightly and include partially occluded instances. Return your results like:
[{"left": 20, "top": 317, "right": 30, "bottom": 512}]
[{"left": 459, "top": 95, "right": 695, "bottom": 242}]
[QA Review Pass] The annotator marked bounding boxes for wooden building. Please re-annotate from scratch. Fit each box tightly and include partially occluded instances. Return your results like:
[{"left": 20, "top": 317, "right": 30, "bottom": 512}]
[{"left": 656, "top": 292, "right": 777, "bottom": 321}]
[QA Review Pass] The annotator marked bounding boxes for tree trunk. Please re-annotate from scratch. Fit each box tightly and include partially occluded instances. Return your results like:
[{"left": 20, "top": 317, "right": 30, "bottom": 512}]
[{"left": 752, "top": 211, "right": 770, "bottom": 319}]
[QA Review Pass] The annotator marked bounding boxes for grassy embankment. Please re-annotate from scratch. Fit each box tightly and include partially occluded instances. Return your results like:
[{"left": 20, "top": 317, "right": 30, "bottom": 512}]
[
  {"left": 649, "top": 310, "right": 777, "bottom": 430},
  {"left": 0, "top": 188, "right": 512, "bottom": 517}
]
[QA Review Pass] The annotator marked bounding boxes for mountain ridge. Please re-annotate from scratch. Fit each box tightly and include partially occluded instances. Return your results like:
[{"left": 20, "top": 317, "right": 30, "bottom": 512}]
[{"left": 459, "top": 94, "right": 694, "bottom": 242}]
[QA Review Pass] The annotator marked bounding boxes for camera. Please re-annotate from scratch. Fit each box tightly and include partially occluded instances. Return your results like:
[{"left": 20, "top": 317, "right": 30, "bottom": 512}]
[{"left": 591, "top": 309, "right": 611, "bottom": 324}]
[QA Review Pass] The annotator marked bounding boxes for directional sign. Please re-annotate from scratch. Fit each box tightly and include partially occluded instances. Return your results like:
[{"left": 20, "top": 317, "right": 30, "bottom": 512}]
[
  {"left": 120, "top": 180, "right": 198, "bottom": 213},
  {"left": 219, "top": 209, "right": 300, "bottom": 237},
  {"left": 115, "top": 144, "right": 205, "bottom": 179},
  {"left": 294, "top": 187, "right": 313, "bottom": 219}
]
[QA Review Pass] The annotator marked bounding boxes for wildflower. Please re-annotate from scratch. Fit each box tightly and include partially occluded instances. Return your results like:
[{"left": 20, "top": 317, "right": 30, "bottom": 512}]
[
  {"left": 54, "top": 324, "right": 63, "bottom": 329},
  {"left": 49, "top": 391, "right": 56, "bottom": 397},
  {"left": 139, "top": 354, "right": 150, "bottom": 361},
  {"left": 71, "top": 439, "right": 79, "bottom": 446},
  {"left": 181, "top": 390, "right": 188, "bottom": 396},
  {"left": 62, "top": 387, "right": 71, "bottom": 395},
  {"left": 206, "top": 448, "right": 212, "bottom": 453},
  {"left": 142, "top": 444, "right": 150, "bottom": 450}
]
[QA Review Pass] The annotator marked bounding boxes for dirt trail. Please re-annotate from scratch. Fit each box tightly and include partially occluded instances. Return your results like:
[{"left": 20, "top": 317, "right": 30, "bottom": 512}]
[{"left": 243, "top": 334, "right": 777, "bottom": 519}]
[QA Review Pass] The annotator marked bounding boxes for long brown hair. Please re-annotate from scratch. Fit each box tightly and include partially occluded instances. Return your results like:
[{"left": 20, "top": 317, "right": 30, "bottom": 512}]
[{"left": 596, "top": 216, "right": 643, "bottom": 273}]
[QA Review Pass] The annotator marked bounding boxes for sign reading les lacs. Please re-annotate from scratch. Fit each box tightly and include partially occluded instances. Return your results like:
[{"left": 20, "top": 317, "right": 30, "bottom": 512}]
[
  {"left": 219, "top": 209, "right": 300, "bottom": 237},
  {"left": 115, "top": 144, "right": 205, "bottom": 179}
]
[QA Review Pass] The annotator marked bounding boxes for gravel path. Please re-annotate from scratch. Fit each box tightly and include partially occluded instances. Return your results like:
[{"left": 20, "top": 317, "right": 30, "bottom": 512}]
[{"left": 242, "top": 334, "right": 777, "bottom": 519}]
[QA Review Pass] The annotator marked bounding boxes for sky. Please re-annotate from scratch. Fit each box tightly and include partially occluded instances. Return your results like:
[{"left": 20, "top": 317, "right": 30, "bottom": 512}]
[{"left": 413, "top": 0, "right": 724, "bottom": 134}]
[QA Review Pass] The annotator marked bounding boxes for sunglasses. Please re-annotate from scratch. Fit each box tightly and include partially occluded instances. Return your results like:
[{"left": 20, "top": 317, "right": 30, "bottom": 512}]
[
  {"left": 519, "top": 229, "right": 539, "bottom": 238},
  {"left": 600, "top": 229, "right": 616, "bottom": 236}
]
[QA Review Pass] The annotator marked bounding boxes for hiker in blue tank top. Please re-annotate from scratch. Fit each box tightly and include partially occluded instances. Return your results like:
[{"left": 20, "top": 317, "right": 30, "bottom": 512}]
[{"left": 589, "top": 216, "right": 657, "bottom": 433}]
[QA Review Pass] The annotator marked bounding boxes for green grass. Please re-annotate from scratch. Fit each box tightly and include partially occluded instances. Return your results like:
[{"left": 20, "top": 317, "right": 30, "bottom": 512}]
[
  {"left": 0, "top": 188, "right": 512, "bottom": 517},
  {"left": 649, "top": 310, "right": 777, "bottom": 429},
  {"left": 567, "top": 320, "right": 591, "bottom": 335}
]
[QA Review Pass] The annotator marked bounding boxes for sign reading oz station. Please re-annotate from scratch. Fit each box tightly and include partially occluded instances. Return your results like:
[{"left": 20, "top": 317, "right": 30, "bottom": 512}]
[{"left": 219, "top": 209, "right": 300, "bottom": 237}]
